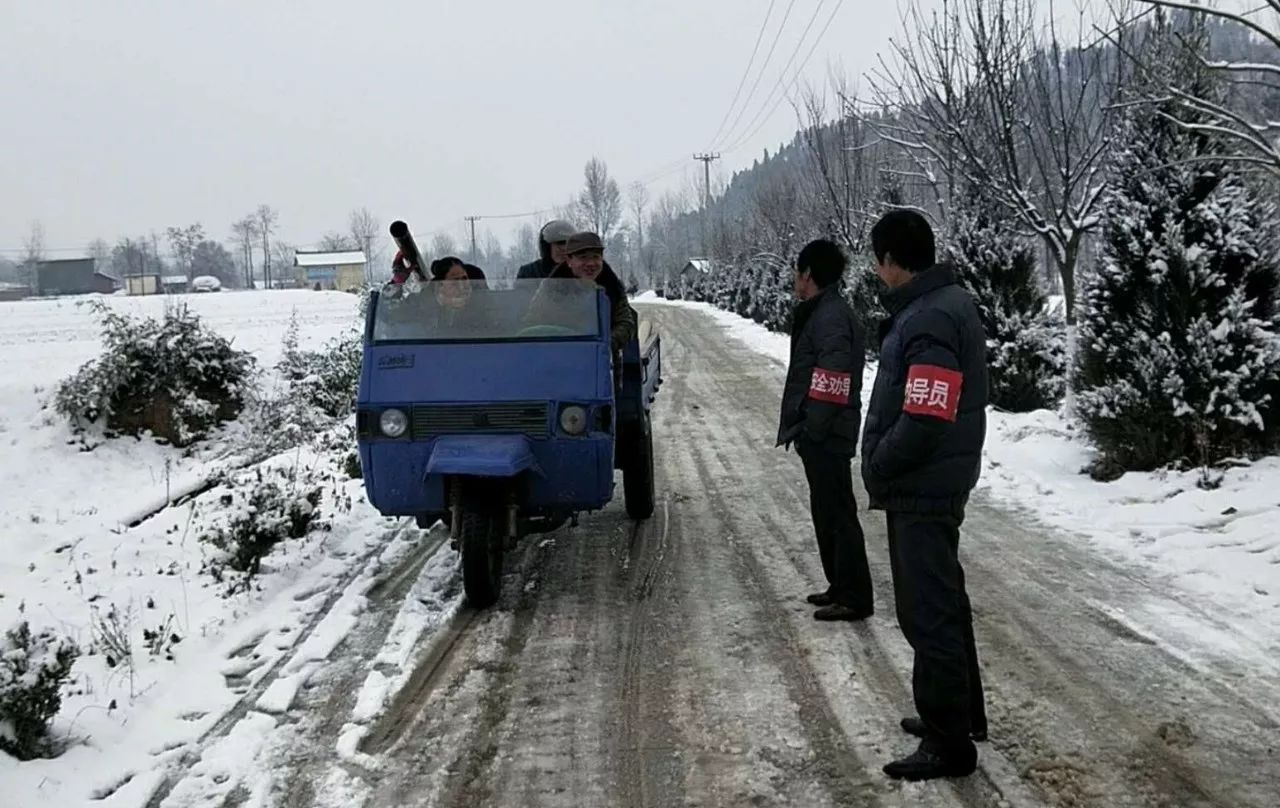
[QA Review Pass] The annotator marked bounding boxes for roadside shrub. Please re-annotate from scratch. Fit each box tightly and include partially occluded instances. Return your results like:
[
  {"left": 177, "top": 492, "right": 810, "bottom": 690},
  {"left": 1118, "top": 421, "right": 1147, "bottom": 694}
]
[
  {"left": 343, "top": 450, "right": 362, "bottom": 480},
  {"left": 245, "top": 316, "right": 362, "bottom": 455},
  {"left": 197, "top": 466, "right": 327, "bottom": 586},
  {"left": 1075, "top": 45, "right": 1280, "bottom": 471},
  {"left": 0, "top": 621, "right": 79, "bottom": 760},
  {"left": 946, "top": 195, "right": 1068, "bottom": 412},
  {"left": 988, "top": 317, "right": 1069, "bottom": 412},
  {"left": 55, "top": 302, "right": 255, "bottom": 447},
  {"left": 279, "top": 320, "right": 362, "bottom": 420}
]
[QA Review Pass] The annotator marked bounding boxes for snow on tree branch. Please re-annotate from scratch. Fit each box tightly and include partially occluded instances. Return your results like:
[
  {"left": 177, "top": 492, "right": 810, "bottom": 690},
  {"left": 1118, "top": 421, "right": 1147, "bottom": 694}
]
[{"left": 1137, "top": 0, "right": 1280, "bottom": 176}]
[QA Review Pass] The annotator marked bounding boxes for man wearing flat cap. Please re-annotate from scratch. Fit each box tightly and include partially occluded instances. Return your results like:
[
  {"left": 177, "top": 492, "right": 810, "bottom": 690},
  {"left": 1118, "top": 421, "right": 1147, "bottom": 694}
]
[{"left": 543, "top": 231, "right": 637, "bottom": 353}]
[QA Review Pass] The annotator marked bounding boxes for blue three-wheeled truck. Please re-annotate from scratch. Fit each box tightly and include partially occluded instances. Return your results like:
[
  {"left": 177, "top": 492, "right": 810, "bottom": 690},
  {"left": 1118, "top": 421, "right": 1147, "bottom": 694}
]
[{"left": 356, "top": 222, "right": 662, "bottom": 607}]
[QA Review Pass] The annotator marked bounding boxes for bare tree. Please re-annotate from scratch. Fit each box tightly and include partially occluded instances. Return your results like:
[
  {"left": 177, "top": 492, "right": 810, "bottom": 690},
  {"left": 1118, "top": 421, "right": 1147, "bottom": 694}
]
[
  {"left": 628, "top": 182, "right": 651, "bottom": 286},
  {"left": 578, "top": 157, "right": 623, "bottom": 240},
  {"left": 478, "top": 230, "right": 502, "bottom": 261},
  {"left": 1136, "top": 0, "right": 1280, "bottom": 177},
  {"left": 87, "top": 238, "right": 111, "bottom": 268},
  {"left": 751, "top": 172, "right": 805, "bottom": 258},
  {"left": 514, "top": 223, "right": 538, "bottom": 263},
  {"left": 553, "top": 196, "right": 581, "bottom": 225},
  {"left": 430, "top": 233, "right": 459, "bottom": 257},
  {"left": 348, "top": 206, "right": 381, "bottom": 281},
  {"left": 20, "top": 221, "right": 45, "bottom": 291},
  {"left": 870, "top": 0, "right": 1123, "bottom": 321},
  {"left": 231, "top": 217, "right": 258, "bottom": 287},
  {"left": 111, "top": 237, "right": 149, "bottom": 288},
  {"left": 165, "top": 223, "right": 206, "bottom": 283},
  {"left": 273, "top": 241, "right": 296, "bottom": 287},
  {"left": 648, "top": 188, "right": 694, "bottom": 290},
  {"left": 799, "top": 80, "right": 880, "bottom": 254},
  {"left": 319, "top": 232, "right": 356, "bottom": 251},
  {"left": 255, "top": 205, "right": 278, "bottom": 288}
]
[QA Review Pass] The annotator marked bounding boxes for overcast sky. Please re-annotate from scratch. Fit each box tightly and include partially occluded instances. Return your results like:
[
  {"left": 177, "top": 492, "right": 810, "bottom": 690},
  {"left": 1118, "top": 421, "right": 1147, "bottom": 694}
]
[{"left": 1, "top": 0, "right": 935, "bottom": 257}]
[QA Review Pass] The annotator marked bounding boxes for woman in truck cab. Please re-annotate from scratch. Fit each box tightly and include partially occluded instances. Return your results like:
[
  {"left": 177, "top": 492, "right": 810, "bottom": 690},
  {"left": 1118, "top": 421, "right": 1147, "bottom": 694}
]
[{"left": 426, "top": 257, "right": 489, "bottom": 334}]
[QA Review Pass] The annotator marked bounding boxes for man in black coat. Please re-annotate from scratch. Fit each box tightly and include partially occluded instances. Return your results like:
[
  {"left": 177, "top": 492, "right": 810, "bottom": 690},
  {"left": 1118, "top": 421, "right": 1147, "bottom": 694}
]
[
  {"left": 862, "top": 210, "right": 989, "bottom": 781},
  {"left": 776, "top": 239, "right": 874, "bottom": 622},
  {"left": 516, "top": 220, "right": 576, "bottom": 280}
]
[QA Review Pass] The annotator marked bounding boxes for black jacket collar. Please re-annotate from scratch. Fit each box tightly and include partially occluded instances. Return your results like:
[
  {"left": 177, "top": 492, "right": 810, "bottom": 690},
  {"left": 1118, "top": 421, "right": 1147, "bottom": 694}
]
[
  {"left": 792, "top": 284, "right": 837, "bottom": 337},
  {"left": 881, "top": 264, "right": 957, "bottom": 315}
]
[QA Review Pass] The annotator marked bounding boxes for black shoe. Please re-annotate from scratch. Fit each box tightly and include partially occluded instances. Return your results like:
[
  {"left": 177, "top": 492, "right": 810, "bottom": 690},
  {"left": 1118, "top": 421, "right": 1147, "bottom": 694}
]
[
  {"left": 806, "top": 590, "right": 835, "bottom": 606},
  {"left": 900, "top": 716, "right": 988, "bottom": 742},
  {"left": 883, "top": 741, "right": 977, "bottom": 781},
  {"left": 813, "top": 604, "right": 873, "bottom": 622}
]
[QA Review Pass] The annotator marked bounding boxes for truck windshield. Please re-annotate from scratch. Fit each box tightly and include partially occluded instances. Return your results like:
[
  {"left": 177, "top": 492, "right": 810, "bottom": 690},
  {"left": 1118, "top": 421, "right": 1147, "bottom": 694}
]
[{"left": 371, "top": 278, "right": 601, "bottom": 343}]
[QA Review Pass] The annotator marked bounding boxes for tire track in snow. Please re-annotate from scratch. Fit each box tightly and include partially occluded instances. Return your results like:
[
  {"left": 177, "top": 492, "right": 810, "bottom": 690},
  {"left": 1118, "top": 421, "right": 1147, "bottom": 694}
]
[{"left": 140, "top": 517, "right": 434, "bottom": 808}]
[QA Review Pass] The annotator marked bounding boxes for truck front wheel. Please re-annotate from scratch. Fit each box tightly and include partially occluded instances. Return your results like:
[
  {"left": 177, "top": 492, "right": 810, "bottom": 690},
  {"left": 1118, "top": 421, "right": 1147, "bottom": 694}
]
[{"left": 459, "top": 501, "right": 504, "bottom": 608}]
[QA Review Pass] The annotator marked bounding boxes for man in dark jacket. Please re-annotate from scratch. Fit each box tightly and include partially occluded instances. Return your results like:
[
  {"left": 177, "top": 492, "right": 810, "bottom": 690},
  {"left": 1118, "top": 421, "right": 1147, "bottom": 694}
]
[
  {"left": 529, "top": 231, "right": 638, "bottom": 353},
  {"left": 862, "top": 210, "right": 989, "bottom": 781},
  {"left": 776, "top": 239, "right": 874, "bottom": 622},
  {"left": 516, "top": 219, "right": 576, "bottom": 280}
]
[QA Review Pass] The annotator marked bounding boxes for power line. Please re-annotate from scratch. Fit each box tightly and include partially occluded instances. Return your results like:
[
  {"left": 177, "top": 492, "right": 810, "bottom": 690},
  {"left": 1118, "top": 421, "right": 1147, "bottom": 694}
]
[
  {"left": 636, "top": 157, "right": 695, "bottom": 188},
  {"left": 466, "top": 207, "right": 558, "bottom": 220},
  {"left": 714, "top": 0, "right": 803, "bottom": 152},
  {"left": 706, "top": 0, "right": 780, "bottom": 150},
  {"left": 721, "top": 0, "right": 834, "bottom": 152},
  {"left": 724, "top": 0, "right": 847, "bottom": 155}
]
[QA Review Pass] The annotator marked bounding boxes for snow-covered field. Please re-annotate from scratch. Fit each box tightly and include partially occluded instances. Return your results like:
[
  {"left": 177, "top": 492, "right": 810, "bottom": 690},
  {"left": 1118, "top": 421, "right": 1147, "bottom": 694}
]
[
  {"left": 0, "top": 290, "right": 409, "bottom": 805},
  {"left": 640, "top": 293, "right": 1280, "bottom": 670}
]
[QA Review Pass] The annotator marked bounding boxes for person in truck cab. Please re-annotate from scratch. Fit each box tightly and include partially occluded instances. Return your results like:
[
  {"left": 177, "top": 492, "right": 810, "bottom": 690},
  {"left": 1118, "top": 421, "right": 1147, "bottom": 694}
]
[{"left": 540, "top": 231, "right": 637, "bottom": 353}]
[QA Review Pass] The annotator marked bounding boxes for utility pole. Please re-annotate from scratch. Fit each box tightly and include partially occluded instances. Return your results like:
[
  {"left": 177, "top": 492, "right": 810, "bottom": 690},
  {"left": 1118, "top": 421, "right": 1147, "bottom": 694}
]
[
  {"left": 693, "top": 152, "right": 719, "bottom": 258},
  {"left": 464, "top": 216, "right": 481, "bottom": 261}
]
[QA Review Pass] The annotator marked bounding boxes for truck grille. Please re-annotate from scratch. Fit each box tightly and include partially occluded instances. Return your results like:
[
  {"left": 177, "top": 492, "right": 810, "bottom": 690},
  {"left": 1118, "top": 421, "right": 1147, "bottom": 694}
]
[{"left": 411, "top": 403, "right": 549, "bottom": 439}]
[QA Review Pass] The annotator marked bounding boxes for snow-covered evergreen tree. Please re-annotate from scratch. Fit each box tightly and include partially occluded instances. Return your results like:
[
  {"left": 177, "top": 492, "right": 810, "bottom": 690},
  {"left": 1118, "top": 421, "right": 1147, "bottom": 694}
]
[
  {"left": 945, "top": 194, "right": 1067, "bottom": 411},
  {"left": 1074, "top": 18, "right": 1280, "bottom": 472}
]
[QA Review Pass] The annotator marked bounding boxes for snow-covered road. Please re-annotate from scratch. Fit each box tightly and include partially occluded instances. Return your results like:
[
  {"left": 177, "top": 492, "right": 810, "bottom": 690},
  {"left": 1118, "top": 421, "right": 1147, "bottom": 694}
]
[{"left": 134, "top": 303, "right": 1280, "bottom": 808}]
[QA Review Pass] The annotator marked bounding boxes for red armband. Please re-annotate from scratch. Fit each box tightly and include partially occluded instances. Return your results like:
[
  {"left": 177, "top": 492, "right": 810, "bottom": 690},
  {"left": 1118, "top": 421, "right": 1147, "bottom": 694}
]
[
  {"left": 902, "top": 364, "right": 962, "bottom": 421},
  {"left": 809, "top": 367, "right": 852, "bottom": 404}
]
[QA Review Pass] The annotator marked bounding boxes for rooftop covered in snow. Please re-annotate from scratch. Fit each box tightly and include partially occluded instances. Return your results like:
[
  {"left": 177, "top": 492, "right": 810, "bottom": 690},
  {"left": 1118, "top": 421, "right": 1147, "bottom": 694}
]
[{"left": 294, "top": 250, "right": 367, "bottom": 267}]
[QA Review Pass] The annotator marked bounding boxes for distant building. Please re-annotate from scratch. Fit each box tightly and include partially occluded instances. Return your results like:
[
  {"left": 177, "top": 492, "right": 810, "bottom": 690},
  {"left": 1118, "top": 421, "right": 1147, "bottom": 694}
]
[
  {"left": 36, "top": 258, "right": 118, "bottom": 296},
  {"left": 161, "top": 275, "right": 189, "bottom": 294},
  {"left": 126, "top": 274, "right": 162, "bottom": 296},
  {"left": 0, "top": 282, "right": 31, "bottom": 302},
  {"left": 293, "top": 250, "right": 367, "bottom": 291},
  {"left": 674, "top": 258, "right": 712, "bottom": 296},
  {"left": 679, "top": 258, "right": 712, "bottom": 279}
]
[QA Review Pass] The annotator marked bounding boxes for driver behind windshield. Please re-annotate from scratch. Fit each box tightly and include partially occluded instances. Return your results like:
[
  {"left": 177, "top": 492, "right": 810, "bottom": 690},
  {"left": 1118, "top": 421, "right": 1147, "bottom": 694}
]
[{"left": 529, "top": 231, "right": 637, "bottom": 352}]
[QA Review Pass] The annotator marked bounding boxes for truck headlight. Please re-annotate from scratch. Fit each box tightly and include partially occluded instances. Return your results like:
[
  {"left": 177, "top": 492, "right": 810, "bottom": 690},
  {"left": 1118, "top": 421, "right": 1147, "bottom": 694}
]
[
  {"left": 559, "top": 405, "right": 588, "bottom": 435},
  {"left": 379, "top": 408, "right": 409, "bottom": 438}
]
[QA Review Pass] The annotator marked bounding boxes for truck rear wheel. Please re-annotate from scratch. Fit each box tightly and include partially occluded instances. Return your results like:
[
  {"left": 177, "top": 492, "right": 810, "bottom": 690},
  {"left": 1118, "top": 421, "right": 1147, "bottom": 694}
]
[
  {"left": 459, "top": 502, "right": 504, "bottom": 608},
  {"left": 624, "top": 414, "right": 655, "bottom": 520}
]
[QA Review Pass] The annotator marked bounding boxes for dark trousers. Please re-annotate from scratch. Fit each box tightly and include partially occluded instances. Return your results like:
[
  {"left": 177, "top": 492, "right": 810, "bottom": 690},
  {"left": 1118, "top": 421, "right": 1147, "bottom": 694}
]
[
  {"left": 887, "top": 508, "right": 986, "bottom": 747},
  {"left": 797, "top": 443, "right": 873, "bottom": 612}
]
